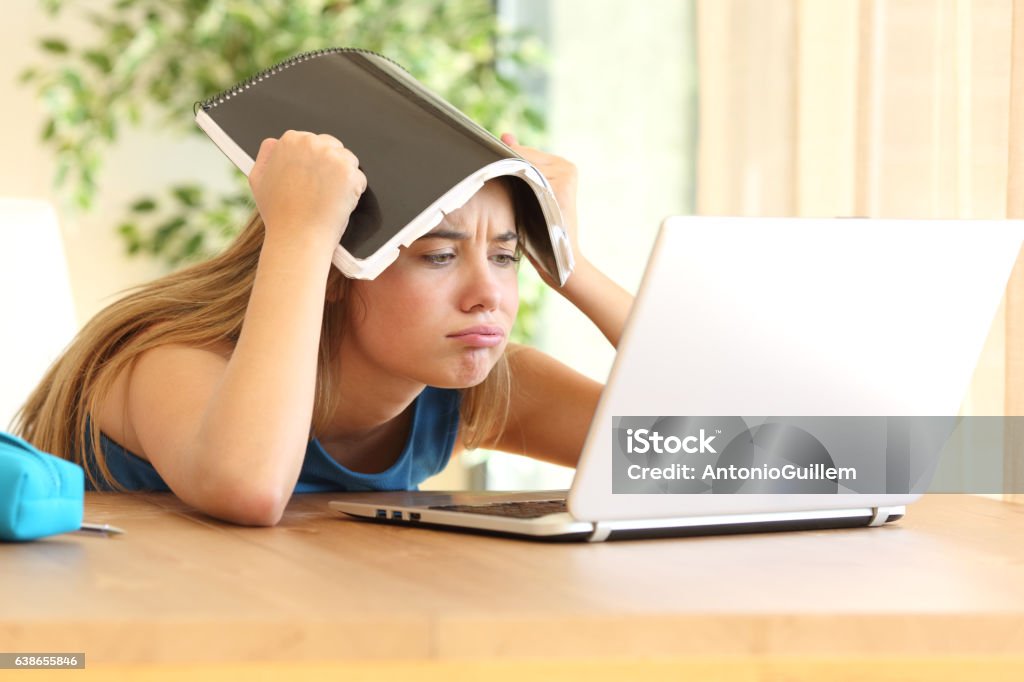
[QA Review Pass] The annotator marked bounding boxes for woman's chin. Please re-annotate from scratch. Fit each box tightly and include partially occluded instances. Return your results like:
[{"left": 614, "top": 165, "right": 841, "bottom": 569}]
[
  {"left": 432, "top": 350, "right": 499, "bottom": 388},
  {"left": 435, "top": 370, "right": 493, "bottom": 390}
]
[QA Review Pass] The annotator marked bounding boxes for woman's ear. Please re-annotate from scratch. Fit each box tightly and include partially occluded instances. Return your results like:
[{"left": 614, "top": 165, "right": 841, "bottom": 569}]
[{"left": 325, "top": 266, "right": 346, "bottom": 304}]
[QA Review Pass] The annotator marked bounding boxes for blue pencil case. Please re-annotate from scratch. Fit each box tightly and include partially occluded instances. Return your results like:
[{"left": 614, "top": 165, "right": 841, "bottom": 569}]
[{"left": 0, "top": 431, "right": 84, "bottom": 541}]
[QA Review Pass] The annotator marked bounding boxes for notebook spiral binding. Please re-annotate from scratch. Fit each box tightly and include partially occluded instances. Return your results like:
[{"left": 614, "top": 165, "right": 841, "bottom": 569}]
[{"left": 193, "top": 47, "right": 409, "bottom": 116}]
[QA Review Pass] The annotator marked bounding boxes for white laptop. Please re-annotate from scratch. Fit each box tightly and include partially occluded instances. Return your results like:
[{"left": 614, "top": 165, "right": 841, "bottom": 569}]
[{"left": 329, "top": 217, "right": 1024, "bottom": 541}]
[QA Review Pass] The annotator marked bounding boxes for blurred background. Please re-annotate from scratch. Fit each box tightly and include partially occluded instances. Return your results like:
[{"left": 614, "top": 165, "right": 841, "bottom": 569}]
[{"left": 2, "top": 0, "right": 1023, "bottom": 496}]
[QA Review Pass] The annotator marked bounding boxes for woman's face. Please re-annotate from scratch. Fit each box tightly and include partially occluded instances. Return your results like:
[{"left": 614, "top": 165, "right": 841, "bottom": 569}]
[{"left": 342, "top": 180, "right": 520, "bottom": 388}]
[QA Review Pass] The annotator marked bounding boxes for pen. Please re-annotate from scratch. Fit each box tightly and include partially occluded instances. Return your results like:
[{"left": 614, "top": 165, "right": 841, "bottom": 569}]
[{"left": 76, "top": 522, "right": 126, "bottom": 536}]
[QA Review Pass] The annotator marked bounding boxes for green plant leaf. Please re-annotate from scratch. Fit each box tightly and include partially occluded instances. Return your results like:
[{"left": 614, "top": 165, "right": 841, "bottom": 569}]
[
  {"left": 40, "top": 38, "right": 69, "bottom": 54},
  {"left": 152, "top": 216, "right": 187, "bottom": 252},
  {"left": 82, "top": 50, "right": 112, "bottom": 73},
  {"left": 131, "top": 198, "right": 158, "bottom": 212},
  {"left": 522, "top": 107, "right": 545, "bottom": 130},
  {"left": 41, "top": 0, "right": 64, "bottom": 17},
  {"left": 182, "top": 232, "right": 205, "bottom": 259},
  {"left": 117, "top": 222, "right": 141, "bottom": 254},
  {"left": 73, "top": 187, "right": 92, "bottom": 210},
  {"left": 172, "top": 185, "right": 202, "bottom": 207}
]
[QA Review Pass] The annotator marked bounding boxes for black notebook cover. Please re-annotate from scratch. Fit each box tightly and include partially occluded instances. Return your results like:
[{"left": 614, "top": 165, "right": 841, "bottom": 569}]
[{"left": 195, "top": 47, "right": 573, "bottom": 283}]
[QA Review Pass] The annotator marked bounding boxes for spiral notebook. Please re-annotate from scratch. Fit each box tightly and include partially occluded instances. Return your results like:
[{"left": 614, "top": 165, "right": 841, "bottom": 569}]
[{"left": 194, "top": 47, "right": 574, "bottom": 283}]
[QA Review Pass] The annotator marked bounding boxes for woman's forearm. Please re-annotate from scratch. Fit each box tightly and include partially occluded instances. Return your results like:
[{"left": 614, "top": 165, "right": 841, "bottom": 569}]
[
  {"left": 181, "top": 131, "right": 365, "bottom": 525},
  {"left": 191, "top": 230, "right": 334, "bottom": 521},
  {"left": 556, "top": 257, "right": 634, "bottom": 348}
]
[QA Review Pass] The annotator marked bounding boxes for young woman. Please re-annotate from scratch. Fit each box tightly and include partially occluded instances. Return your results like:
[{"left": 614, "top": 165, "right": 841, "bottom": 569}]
[{"left": 15, "top": 131, "right": 633, "bottom": 526}]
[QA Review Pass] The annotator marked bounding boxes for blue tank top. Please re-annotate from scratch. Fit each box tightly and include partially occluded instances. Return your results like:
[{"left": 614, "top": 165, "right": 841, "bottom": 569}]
[{"left": 84, "top": 387, "right": 461, "bottom": 493}]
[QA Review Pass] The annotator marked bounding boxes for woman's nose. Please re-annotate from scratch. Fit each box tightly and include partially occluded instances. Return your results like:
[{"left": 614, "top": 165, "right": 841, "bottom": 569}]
[{"left": 459, "top": 255, "right": 502, "bottom": 312}]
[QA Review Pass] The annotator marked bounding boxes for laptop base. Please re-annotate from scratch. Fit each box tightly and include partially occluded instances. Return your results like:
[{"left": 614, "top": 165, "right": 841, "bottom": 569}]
[{"left": 330, "top": 497, "right": 905, "bottom": 543}]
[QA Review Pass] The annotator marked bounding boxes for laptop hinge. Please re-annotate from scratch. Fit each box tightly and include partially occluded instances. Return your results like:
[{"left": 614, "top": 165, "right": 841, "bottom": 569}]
[
  {"left": 587, "top": 522, "right": 613, "bottom": 543},
  {"left": 867, "top": 507, "right": 890, "bottom": 527}
]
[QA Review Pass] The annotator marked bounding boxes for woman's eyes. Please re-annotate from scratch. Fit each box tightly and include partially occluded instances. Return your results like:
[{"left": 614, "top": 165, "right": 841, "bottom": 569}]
[
  {"left": 421, "top": 252, "right": 521, "bottom": 267},
  {"left": 423, "top": 253, "right": 456, "bottom": 266},
  {"left": 492, "top": 253, "right": 522, "bottom": 266}
]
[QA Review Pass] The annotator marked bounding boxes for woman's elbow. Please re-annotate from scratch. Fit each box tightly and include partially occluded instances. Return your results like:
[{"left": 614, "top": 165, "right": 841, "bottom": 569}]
[
  {"left": 230, "top": 488, "right": 287, "bottom": 527},
  {"left": 192, "top": 480, "right": 289, "bottom": 527}
]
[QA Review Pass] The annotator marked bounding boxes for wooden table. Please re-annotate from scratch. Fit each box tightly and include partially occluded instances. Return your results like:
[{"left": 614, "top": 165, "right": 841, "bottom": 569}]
[{"left": 2, "top": 493, "right": 1024, "bottom": 680}]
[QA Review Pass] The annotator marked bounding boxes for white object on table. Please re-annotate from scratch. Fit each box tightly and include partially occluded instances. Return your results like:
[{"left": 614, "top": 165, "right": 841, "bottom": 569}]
[{"left": 0, "top": 199, "right": 77, "bottom": 431}]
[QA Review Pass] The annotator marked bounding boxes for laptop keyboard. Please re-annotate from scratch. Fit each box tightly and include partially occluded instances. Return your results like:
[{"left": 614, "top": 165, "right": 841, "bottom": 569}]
[{"left": 427, "top": 499, "right": 568, "bottom": 519}]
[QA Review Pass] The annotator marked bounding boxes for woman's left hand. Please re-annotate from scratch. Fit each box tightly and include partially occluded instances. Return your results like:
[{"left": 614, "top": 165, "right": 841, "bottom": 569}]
[
  {"left": 500, "top": 133, "right": 633, "bottom": 348},
  {"left": 500, "top": 133, "right": 584, "bottom": 281}
]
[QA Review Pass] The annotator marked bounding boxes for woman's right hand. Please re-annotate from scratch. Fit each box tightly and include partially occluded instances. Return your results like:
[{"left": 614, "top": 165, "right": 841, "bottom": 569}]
[{"left": 248, "top": 130, "right": 368, "bottom": 247}]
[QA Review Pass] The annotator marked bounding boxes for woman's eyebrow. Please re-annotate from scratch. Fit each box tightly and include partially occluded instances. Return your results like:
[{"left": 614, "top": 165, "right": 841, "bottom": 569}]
[
  {"left": 417, "top": 228, "right": 467, "bottom": 241},
  {"left": 416, "top": 229, "right": 519, "bottom": 242}
]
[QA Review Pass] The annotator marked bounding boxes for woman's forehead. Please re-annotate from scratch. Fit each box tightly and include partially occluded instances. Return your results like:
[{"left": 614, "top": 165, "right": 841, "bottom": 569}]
[{"left": 440, "top": 180, "right": 516, "bottom": 227}]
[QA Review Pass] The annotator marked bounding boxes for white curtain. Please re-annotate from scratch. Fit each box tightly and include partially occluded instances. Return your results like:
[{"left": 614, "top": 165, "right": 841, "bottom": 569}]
[{"left": 696, "top": 0, "right": 1024, "bottom": 498}]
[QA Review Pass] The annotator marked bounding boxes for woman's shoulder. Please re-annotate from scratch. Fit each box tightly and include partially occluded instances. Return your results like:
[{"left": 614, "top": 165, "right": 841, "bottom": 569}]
[{"left": 94, "top": 340, "right": 235, "bottom": 458}]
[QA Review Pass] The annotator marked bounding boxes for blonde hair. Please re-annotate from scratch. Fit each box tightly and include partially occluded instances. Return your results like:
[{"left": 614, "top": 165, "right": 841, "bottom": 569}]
[{"left": 14, "top": 205, "right": 517, "bottom": 491}]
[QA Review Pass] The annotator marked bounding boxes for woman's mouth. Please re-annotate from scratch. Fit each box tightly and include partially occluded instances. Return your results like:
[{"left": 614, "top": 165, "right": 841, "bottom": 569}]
[{"left": 447, "top": 325, "right": 506, "bottom": 348}]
